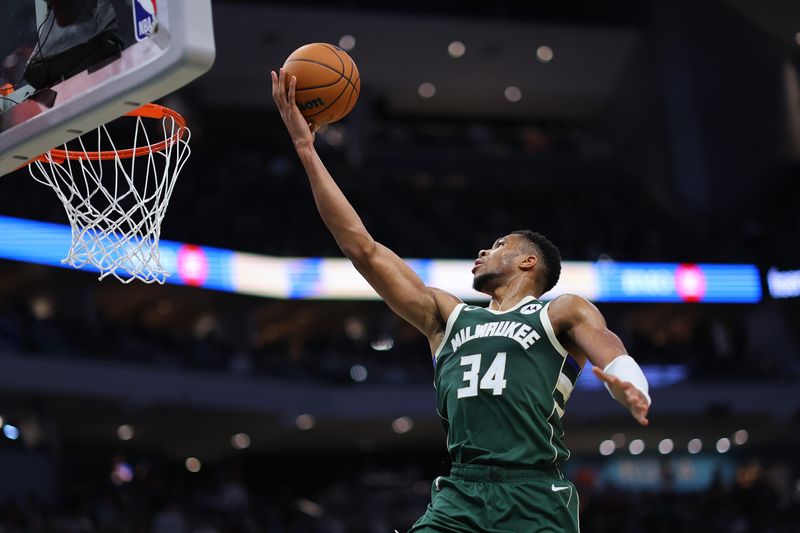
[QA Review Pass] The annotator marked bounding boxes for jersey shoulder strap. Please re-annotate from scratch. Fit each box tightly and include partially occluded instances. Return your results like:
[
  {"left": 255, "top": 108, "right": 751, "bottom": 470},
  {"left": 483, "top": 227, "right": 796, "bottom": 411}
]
[
  {"left": 433, "top": 302, "right": 466, "bottom": 361},
  {"left": 540, "top": 301, "right": 570, "bottom": 357}
]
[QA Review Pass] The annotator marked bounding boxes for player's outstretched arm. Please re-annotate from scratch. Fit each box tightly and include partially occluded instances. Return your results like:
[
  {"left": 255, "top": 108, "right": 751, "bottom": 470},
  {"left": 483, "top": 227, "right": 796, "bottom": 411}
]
[
  {"left": 271, "top": 69, "right": 459, "bottom": 340},
  {"left": 548, "top": 294, "right": 651, "bottom": 425}
]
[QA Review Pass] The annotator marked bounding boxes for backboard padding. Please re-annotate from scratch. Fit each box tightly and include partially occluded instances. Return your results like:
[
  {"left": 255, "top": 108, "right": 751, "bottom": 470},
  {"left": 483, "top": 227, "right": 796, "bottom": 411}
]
[{"left": 0, "top": 0, "right": 215, "bottom": 177}]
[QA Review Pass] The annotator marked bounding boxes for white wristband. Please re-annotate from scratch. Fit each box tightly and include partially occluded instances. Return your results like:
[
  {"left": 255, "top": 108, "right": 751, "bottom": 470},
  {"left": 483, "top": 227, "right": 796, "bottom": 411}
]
[{"left": 602, "top": 355, "right": 651, "bottom": 406}]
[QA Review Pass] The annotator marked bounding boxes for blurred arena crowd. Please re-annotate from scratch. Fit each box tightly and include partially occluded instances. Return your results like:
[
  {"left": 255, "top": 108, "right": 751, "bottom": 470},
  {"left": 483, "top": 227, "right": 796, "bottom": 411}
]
[{"left": 0, "top": 453, "right": 798, "bottom": 532}]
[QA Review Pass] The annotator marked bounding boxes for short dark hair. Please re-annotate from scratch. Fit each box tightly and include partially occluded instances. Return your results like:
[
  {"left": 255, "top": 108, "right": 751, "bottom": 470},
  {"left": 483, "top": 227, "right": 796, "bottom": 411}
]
[{"left": 510, "top": 230, "right": 561, "bottom": 295}]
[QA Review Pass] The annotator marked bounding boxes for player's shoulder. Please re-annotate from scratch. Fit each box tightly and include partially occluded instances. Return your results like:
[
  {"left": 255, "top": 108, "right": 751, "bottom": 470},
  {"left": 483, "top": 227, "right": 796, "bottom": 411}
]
[
  {"left": 548, "top": 293, "right": 593, "bottom": 307},
  {"left": 546, "top": 293, "right": 600, "bottom": 324},
  {"left": 428, "top": 287, "right": 463, "bottom": 313}
]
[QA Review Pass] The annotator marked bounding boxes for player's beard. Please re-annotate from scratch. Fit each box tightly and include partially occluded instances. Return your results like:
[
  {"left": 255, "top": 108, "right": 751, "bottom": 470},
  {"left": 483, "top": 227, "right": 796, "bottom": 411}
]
[{"left": 472, "top": 271, "right": 501, "bottom": 293}]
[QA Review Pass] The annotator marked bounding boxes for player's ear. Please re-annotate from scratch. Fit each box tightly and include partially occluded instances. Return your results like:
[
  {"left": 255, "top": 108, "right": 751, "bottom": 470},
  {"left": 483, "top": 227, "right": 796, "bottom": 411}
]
[{"left": 519, "top": 254, "right": 537, "bottom": 271}]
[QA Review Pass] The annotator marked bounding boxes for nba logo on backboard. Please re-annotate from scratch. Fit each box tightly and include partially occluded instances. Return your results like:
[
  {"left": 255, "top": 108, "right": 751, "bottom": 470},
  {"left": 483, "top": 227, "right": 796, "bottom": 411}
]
[{"left": 133, "top": 0, "right": 157, "bottom": 41}]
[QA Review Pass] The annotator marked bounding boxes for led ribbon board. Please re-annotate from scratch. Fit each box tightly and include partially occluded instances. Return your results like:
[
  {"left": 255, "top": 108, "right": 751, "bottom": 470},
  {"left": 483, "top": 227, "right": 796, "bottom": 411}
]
[
  {"left": 0, "top": 216, "right": 761, "bottom": 303},
  {"left": 766, "top": 267, "right": 800, "bottom": 299}
]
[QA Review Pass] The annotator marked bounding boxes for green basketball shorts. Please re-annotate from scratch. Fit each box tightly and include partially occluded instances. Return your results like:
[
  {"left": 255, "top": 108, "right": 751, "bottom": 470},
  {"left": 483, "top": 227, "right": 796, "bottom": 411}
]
[{"left": 408, "top": 463, "right": 580, "bottom": 533}]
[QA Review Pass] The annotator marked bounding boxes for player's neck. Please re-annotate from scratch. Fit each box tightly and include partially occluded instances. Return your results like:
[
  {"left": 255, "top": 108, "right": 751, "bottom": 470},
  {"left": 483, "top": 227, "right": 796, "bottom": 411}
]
[{"left": 488, "top": 277, "right": 539, "bottom": 312}]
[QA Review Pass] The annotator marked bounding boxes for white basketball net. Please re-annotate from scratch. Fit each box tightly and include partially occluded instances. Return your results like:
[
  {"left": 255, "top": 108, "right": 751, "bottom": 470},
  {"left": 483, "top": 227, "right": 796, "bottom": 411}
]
[{"left": 28, "top": 109, "right": 190, "bottom": 284}]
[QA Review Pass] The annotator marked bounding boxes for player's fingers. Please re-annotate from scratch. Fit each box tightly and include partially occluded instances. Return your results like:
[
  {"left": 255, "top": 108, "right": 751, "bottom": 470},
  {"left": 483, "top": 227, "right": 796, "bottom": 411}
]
[
  {"left": 278, "top": 68, "right": 288, "bottom": 105},
  {"left": 634, "top": 400, "right": 649, "bottom": 415},
  {"left": 274, "top": 70, "right": 285, "bottom": 110},
  {"left": 270, "top": 71, "right": 283, "bottom": 107},
  {"left": 592, "top": 366, "right": 618, "bottom": 386},
  {"left": 630, "top": 402, "right": 647, "bottom": 424},
  {"left": 308, "top": 122, "right": 320, "bottom": 134},
  {"left": 619, "top": 379, "right": 632, "bottom": 392},
  {"left": 632, "top": 389, "right": 649, "bottom": 406},
  {"left": 288, "top": 75, "right": 297, "bottom": 107},
  {"left": 627, "top": 390, "right": 648, "bottom": 411},
  {"left": 639, "top": 407, "right": 650, "bottom": 425}
]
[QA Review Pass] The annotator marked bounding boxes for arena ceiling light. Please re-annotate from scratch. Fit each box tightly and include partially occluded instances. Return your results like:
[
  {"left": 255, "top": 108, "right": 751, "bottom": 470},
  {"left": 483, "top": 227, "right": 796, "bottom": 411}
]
[
  {"left": 350, "top": 365, "right": 368, "bottom": 382},
  {"left": 370, "top": 336, "right": 394, "bottom": 351},
  {"left": 185, "top": 457, "right": 202, "bottom": 473},
  {"left": 599, "top": 439, "right": 615, "bottom": 456},
  {"left": 716, "top": 438, "right": 731, "bottom": 454},
  {"left": 658, "top": 439, "right": 674, "bottom": 455},
  {"left": 687, "top": 438, "right": 703, "bottom": 454},
  {"left": 536, "top": 45, "right": 554, "bottom": 62},
  {"left": 295, "top": 414, "right": 316, "bottom": 431},
  {"left": 504, "top": 86, "right": 522, "bottom": 102},
  {"left": 231, "top": 433, "right": 251, "bottom": 450},
  {"left": 628, "top": 439, "right": 645, "bottom": 455},
  {"left": 3, "top": 424, "right": 20, "bottom": 440},
  {"left": 117, "top": 424, "right": 134, "bottom": 441},
  {"left": 448, "top": 41, "right": 466, "bottom": 58},
  {"left": 392, "top": 416, "right": 414, "bottom": 434},
  {"left": 418, "top": 82, "right": 436, "bottom": 98},
  {"left": 338, "top": 34, "right": 356, "bottom": 51}
]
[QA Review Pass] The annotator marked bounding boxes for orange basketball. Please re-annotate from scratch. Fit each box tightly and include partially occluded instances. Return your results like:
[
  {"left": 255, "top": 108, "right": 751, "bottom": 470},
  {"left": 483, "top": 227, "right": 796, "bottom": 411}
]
[{"left": 282, "top": 43, "right": 360, "bottom": 125}]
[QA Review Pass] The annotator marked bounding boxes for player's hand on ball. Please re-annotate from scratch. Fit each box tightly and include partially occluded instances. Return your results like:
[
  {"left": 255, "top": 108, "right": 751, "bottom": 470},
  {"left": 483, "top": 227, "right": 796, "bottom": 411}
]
[
  {"left": 592, "top": 366, "right": 650, "bottom": 426},
  {"left": 271, "top": 68, "right": 319, "bottom": 148}
]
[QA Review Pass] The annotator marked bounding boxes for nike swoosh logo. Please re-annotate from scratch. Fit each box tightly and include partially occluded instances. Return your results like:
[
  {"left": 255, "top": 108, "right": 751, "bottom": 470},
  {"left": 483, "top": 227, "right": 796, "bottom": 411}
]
[{"left": 551, "top": 484, "right": 570, "bottom": 492}]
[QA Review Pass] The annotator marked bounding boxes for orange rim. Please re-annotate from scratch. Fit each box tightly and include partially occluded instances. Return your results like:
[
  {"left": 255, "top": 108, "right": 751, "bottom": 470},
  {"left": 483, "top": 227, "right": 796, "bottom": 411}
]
[{"left": 36, "top": 103, "right": 188, "bottom": 164}]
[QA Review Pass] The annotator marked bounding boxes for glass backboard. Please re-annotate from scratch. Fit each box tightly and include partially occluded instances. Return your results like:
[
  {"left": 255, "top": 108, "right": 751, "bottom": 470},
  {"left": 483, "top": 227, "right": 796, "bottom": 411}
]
[{"left": 0, "top": 0, "right": 215, "bottom": 177}]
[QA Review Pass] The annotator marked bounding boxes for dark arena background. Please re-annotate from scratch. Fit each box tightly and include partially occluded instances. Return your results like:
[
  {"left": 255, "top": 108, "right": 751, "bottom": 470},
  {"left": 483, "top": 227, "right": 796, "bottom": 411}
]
[{"left": 2, "top": 0, "right": 800, "bottom": 531}]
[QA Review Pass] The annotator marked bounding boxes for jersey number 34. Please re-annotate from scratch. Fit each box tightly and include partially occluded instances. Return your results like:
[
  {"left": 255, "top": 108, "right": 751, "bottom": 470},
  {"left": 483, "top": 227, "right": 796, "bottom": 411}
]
[{"left": 457, "top": 352, "right": 507, "bottom": 398}]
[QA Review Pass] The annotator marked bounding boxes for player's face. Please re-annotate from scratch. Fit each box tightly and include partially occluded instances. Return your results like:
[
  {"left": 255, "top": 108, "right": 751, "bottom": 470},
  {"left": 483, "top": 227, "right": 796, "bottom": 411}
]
[{"left": 472, "top": 234, "right": 529, "bottom": 292}]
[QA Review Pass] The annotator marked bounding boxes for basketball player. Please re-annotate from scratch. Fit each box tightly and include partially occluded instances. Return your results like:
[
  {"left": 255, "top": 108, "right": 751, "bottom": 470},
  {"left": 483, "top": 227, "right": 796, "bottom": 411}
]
[{"left": 271, "top": 69, "right": 651, "bottom": 532}]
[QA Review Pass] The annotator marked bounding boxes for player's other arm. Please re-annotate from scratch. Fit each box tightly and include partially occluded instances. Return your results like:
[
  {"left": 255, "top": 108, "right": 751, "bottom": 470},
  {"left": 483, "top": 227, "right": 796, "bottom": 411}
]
[
  {"left": 271, "top": 69, "right": 459, "bottom": 340},
  {"left": 548, "top": 294, "right": 651, "bottom": 426}
]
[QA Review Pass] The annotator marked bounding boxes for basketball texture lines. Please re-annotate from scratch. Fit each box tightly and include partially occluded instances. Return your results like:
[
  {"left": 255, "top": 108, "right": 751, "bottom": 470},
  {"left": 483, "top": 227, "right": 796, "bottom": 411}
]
[{"left": 282, "top": 43, "right": 360, "bottom": 124}]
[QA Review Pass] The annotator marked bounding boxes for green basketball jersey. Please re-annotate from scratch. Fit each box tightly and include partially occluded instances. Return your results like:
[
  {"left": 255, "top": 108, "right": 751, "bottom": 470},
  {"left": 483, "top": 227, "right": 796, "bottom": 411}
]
[{"left": 433, "top": 295, "right": 583, "bottom": 467}]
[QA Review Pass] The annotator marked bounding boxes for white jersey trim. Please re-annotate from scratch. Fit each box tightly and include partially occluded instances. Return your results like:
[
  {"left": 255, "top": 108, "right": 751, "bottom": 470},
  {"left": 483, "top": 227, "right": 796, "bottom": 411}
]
[
  {"left": 556, "top": 373, "right": 575, "bottom": 403},
  {"left": 484, "top": 294, "right": 537, "bottom": 315},
  {"left": 546, "top": 402, "right": 558, "bottom": 463},
  {"left": 547, "top": 342, "right": 570, "bottom": 461},
  {"left": 434, "top": 303, "right": 466, "bottom": 361},
  {"left": 541, "top": 301, "right": 569, "bottom": 358}
]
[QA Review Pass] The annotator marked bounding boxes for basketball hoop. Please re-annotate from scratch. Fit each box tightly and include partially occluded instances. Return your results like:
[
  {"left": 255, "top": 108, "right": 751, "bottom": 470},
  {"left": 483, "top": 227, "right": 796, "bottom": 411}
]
[{"left": 27, "top": 103, "right": 191, "bottom": 284}]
